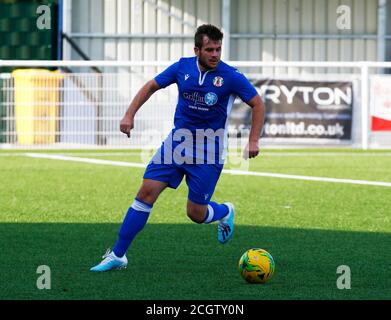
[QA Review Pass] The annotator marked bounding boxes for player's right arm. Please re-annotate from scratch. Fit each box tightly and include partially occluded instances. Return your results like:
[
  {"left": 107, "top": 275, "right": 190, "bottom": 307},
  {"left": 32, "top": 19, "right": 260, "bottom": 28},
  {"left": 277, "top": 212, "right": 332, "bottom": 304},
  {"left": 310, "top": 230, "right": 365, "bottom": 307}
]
[
  {"left": 120, "top": 79, "right": 161, "bottom": 138},
  {"left": 120, "top": 61, "right": 180, "bottom": 138}
]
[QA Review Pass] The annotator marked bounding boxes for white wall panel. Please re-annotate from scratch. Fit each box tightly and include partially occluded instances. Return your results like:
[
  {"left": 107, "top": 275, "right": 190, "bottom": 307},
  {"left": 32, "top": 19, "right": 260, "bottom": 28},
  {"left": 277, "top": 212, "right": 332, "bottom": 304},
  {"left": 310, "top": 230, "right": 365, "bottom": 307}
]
[
  {"left": 89, "top": 0, "right": 104, "bottom": 61},
  {"left": 209, "top": 0, "right": 221, "bottom": 27},
  {"left": 117, "top": 0, "right": 130, "bottom": 64},
  {"left": 196, "top": 0, "right": 210, "bottom": 27},
  {"left": 156, "top": 0, "right": 171, "bottom": 68},
  {"left": 229, "top": 0, "right": 380, "bottom": 74},
  {"left": 130, "top": 0, "right": 143, "bottom": 80},
  {"left": 71, "top": 0, "right": 222, "bottom": 67},
  {"left": 326, "top": 0, "right": 339, "bottom": 74},
  {"left": 69, "top": 0, "right": 383, "bottom": 75},
  {"left": 117, "top": 0, "right": 131, "bottom": 91},
  {"left": 366, "top": 0, "right": 378, "bottom": 62},
  {"left": 236, "top": 0, "right": 248, "bottom": 64},
  {"left": 104, "top": 0, "right": 117, "bottom": 61},
  {"left": 275, "top": 0, "right": 289, "bottom": 75},
  {"left": 183, "top": 0, "right": 196, "bottom": 57},
  {"left": 288, "top": 0, "right": 301, "bottom": 74},
  {"left": 144, "top": 0, "right": 157, "bottom": 74},
  {"left": 170, "top": 0, "right": 183, "bottom": 61},
  {"left": 353, "top": 0, "right": 365, "bottom": 62},
  {"left": 339, "top": 0, "right": 353, "bottom": 74},
  {"left": 71, "top": 0, "right": 90, "bottom": 60},
  {"left": 313, "top": 0, "right": 327, "bottom": 74},
  {"left": 248, "top": 0, "right": 262, "bottom": 74},
  {"left": 261, "top": 0, "right": 275, "bottom": 76},
  {"left": 301, "top": 0, "right": 314, "bottom": 74}
]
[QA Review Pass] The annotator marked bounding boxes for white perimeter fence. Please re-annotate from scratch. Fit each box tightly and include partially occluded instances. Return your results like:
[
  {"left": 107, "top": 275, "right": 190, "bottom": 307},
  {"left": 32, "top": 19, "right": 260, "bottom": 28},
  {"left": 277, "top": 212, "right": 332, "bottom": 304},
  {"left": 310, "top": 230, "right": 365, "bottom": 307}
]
[{"left": 0, "top": 60, "right": 391, "bottom": 150}]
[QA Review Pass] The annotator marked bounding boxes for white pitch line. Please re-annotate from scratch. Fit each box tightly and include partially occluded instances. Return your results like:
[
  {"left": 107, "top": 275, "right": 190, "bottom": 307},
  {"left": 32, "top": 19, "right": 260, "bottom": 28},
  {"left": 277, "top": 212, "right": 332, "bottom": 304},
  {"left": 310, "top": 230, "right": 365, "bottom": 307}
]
[
  {"left": 3, "top": 151, "right": 391, "bottom": 157},
  {"left": 258, "top": 152, "right": 391, "bottom": 157},
  {"left": 23, "top": 153, "right": 391, "bottom": 188},
  {"left": 24, "top": 153, "right": 146, "bottom": 168},
  {"left": 62, "top": 152, "right": 391, "bottom": 157},
  {"left": 223, "top": 169, "right": 391, "bottom": 187}
]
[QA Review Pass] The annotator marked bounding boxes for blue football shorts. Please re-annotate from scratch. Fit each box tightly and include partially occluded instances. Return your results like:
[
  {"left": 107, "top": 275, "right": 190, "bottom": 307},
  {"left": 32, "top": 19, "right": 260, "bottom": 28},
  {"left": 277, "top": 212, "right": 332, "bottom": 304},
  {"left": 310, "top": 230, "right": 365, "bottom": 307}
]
[{"left": 143, "top": 157, "right": 223, "bottom": 205}]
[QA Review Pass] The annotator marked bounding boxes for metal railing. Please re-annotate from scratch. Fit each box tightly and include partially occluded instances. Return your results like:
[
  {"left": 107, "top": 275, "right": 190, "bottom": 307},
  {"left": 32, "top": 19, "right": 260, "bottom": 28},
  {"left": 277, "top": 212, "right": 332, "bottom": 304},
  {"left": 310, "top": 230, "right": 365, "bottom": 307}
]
[{"left": 0, "top": 60, "right": 391, "bottom": 150}]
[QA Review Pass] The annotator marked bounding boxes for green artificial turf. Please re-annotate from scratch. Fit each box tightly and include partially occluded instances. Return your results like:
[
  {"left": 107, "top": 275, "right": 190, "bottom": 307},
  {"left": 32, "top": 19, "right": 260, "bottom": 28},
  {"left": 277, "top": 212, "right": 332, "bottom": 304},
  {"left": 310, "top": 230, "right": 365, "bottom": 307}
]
[{"left": 1, "top": 149, "right": 390, "bottom": 299}]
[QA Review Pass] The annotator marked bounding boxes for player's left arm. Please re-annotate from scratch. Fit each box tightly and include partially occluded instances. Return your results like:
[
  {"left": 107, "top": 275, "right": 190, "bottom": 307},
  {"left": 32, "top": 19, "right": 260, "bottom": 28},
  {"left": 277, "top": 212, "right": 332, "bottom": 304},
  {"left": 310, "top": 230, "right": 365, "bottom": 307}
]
[{"left": 243, "top": 94, "right": 265, "bottom": 159}]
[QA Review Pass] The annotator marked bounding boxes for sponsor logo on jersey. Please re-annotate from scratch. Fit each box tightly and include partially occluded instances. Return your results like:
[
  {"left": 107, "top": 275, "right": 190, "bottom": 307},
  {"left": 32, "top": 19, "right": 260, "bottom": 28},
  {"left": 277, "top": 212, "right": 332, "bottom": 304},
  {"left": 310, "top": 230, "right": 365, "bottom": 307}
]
[
  {"left": 185, "top": 74, "right": 190, "bottom": 81},
  {"left": 213, "top": 76, "right": 224, "bottom": 87},
  {"left": 183, "top": 92, "right": 204, "bottom": 104},
  {"left": 204, "top": 92, "right": 218, "bottom": 106},
  {"left": 183, "top": 91, "right": 218, "bottom": 107}
]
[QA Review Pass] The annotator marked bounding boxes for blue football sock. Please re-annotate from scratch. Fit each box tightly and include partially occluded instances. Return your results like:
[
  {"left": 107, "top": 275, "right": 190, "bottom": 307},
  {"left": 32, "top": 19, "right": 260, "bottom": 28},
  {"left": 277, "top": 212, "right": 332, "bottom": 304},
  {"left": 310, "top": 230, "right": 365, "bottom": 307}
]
[
  {"left": 113, "top": 198, "right": 152, "bottom": 257},
  {"left": 202, "top": 201, "right": 229, "bottom": 224}
]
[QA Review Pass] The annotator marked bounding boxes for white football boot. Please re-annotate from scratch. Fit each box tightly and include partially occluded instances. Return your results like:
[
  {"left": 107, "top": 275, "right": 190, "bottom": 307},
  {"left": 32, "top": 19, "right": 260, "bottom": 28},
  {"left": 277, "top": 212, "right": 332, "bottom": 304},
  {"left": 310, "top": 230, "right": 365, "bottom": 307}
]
[{"left": 90, "top": 248, "right": 128, "bottom": 272}]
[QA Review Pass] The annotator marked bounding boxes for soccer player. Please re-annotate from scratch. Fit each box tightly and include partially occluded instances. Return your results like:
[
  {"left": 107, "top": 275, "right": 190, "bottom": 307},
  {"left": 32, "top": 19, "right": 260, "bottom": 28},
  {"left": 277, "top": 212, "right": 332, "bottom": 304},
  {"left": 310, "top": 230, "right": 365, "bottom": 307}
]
[{"left": 90, "top": 24, "right": 265, "bottom": 272}]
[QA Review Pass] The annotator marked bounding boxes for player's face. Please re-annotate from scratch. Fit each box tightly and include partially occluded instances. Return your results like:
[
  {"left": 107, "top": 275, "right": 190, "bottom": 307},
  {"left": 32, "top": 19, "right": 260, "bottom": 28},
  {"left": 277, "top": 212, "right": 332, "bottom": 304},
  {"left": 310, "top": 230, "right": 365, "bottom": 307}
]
[{"left": 195, "top": 36, "right": 222, "bottom": 70}]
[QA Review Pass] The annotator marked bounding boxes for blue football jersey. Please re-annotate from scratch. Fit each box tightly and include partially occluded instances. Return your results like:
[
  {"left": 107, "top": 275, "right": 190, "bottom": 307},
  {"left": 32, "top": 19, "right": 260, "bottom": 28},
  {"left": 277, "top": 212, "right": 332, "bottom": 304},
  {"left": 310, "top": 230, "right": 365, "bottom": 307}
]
[{"left": 154, "top": 56, "right": 257, "bottom": 164}]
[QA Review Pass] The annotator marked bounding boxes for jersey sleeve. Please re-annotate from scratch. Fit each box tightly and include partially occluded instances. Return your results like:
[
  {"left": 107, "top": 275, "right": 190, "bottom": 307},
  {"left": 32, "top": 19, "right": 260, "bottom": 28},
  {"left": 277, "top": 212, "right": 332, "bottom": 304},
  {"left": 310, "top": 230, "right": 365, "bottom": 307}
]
[
  {"left": 231, "top": 70, "right": 258, "bottom": 103},
  {"left": 154, "top": 61, "right": 180, "bottom": 88}
]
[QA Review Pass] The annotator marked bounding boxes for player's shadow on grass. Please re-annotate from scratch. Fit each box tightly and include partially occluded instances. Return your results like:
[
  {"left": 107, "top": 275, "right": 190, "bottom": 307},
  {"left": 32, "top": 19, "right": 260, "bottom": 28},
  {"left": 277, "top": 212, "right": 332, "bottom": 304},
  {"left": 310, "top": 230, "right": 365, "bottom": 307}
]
[{"left": 1, "top": 223, "right": 390, "bottom": 300}]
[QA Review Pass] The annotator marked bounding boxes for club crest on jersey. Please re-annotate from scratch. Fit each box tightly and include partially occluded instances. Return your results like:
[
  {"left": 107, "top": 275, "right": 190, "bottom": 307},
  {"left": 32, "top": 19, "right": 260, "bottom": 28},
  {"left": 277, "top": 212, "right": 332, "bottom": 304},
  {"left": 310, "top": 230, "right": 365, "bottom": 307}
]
[
  {"left": 204, "top": 92, "right": 218, "bottom": 106},
  {"left": 213, "top": 76, "right": 224, "bottom": 87}
]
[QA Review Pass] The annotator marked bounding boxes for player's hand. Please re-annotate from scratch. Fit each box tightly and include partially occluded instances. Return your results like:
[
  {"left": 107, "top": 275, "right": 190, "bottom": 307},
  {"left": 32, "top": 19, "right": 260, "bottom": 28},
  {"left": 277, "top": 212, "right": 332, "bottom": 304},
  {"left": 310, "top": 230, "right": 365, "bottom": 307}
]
[
  {"left": 243, "top": 141, "right": 259, "bottom": 159},
  {"left": 120, "top": 116, "right": 134, "bottom": 138}
]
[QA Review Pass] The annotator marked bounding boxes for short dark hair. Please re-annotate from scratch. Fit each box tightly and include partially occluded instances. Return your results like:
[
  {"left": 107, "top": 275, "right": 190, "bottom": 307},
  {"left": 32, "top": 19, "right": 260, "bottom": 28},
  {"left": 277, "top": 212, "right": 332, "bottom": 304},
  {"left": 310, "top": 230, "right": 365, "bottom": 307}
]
[{"left": 194, "top": 24, "right": 223, "bottom": 49}]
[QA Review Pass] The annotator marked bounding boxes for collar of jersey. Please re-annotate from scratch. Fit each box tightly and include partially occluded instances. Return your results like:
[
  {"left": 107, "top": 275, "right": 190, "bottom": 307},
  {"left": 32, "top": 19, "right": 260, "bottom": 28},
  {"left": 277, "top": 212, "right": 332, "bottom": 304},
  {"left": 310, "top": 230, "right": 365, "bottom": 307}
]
[{"left": 196, "top": 58, "right": 217, "bottom": 86}]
